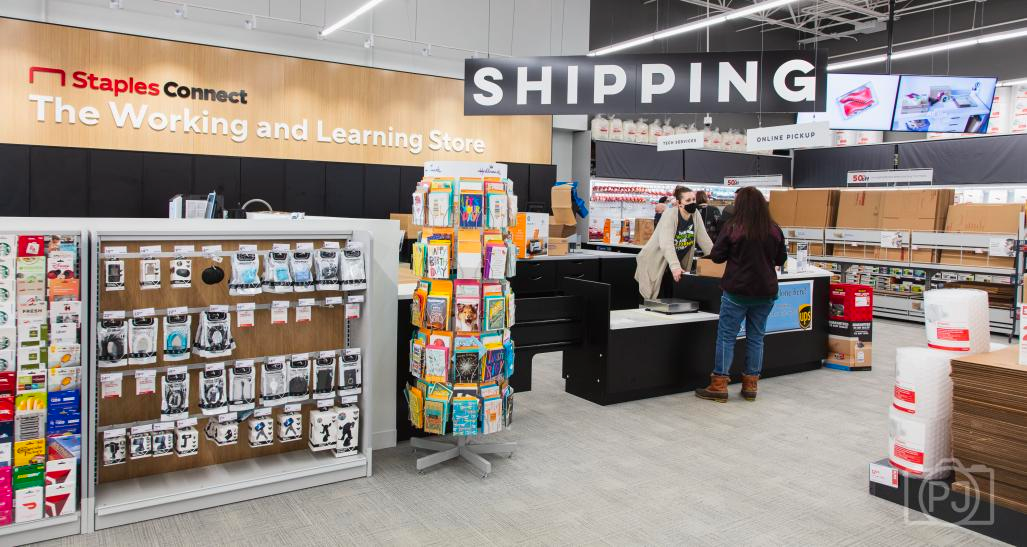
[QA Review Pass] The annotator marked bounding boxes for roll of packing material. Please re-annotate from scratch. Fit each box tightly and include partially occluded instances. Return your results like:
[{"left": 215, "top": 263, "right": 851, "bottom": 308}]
[
  {"left": 888, "top": 406, "right": 951, "bottom": 479},
  {"left": 894, "top": 347, "right": 954, "bottom": 417},
  {"left": 923, "top": 289, "right": 990, "bottom": 354}
]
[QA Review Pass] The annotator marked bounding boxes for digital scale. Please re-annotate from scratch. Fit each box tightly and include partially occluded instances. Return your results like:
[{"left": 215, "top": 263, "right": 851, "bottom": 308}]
[{"left": 643, "top": 298, "right": 700, "bottom": 315}]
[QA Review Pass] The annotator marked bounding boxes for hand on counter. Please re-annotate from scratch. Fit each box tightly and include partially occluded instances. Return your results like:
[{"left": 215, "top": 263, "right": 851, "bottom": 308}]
[{"left": 671, "top": 268, "right": 683, "bottom": 282}]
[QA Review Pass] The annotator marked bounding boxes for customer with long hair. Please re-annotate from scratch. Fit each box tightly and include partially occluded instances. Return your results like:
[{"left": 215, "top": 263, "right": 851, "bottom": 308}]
[
  {"left": 635, "top": 186, "right": 714, "bottom": 300},
  {"left": 696, "top": 187, "right": 787, "bottom": 402}
]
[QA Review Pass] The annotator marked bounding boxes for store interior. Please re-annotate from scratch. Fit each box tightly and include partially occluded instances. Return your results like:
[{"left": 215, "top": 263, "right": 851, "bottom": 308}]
[{"left": 3, "top": 0, "right": 1027, "bottom": 545}]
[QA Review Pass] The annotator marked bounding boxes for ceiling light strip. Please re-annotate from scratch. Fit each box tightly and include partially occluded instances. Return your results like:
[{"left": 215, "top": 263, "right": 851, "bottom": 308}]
[
  {"left": 320, "top": 0, "right": 387, "bottom": 37},
  {"left": 827, "top": 26, "right": 1027, "bottom": 71}
]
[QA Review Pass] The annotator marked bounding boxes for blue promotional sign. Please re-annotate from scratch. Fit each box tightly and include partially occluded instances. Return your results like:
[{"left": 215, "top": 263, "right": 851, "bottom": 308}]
[{"left": 737, "top": 280, "right": 813, "bottom": 337}]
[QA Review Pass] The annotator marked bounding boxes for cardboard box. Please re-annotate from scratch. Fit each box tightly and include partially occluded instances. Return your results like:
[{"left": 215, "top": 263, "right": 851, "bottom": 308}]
[
  {"left": 768, "top": 190, "right": 797, "bottom": 226},
  {"left": 551, "top": 185, "right": 577, "bottom": 225},
  {"left": 389, "top": 213, "right": 418, "bottom": 240},
  {"left": 878, "top": 189, "right": 953, "bottom": 262},
  {"left": 634, "top": 218, "right": 655, "bottom": 245},
  {"left": 939, "top": 203, "right": 1023, "bottom": 268},
  {"left": 548, "top": 237, "right": 570, "bottom": 256},
  {"left": 829, "top": 319, "right": 873, "bottom": 341},
  {"left": 768, "top": 189, "right": 838, "bottom": 227},
  {"left": 824, "top": 335, "right": 872, "bottom": 371},
  {"left": 512, "top": 212, "right": 549, "bottom": 258},
  {"left": 549, "top": 216, "right": 577, "bottom": 238},
  {"left": 696, "top": 258, "right": 726, "bottom": 278}
]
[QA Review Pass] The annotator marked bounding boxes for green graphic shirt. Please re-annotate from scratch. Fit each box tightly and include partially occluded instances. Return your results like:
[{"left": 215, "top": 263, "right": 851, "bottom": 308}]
[{"left": 674, "top": 213, "right": 695, "bottom": 260}]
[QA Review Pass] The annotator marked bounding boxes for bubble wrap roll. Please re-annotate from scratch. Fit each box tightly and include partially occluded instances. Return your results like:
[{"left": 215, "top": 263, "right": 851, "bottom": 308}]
[
  {"left": 888, "top": 406, "right": 952, "bottom": 479},
  {"left": 894, "top": 347, "right": 954, "bottom": 418},
  {"left": 923, "top": 289, "right": 990, "bottom": 355}
]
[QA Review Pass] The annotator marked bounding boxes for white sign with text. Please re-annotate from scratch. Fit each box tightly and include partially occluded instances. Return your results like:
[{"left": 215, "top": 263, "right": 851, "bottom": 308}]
[
  {"left": 746, "top": 122, "right": 831, "bottom": 152},
  {"left": 656, "top": 132, "right": 704, "bottom": 151}
]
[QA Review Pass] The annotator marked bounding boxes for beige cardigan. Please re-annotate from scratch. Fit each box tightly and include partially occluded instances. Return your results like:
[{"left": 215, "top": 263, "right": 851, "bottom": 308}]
[{"left": 634, "top": 209, "right": 715, "bottom": 301}]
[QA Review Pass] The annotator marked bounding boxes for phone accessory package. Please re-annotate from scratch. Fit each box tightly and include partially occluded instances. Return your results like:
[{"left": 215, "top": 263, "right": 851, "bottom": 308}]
[
  {"left": 313, "top": 353, "right": 336, "bottom": 398},
  {"left": 314, "top": 248, "right": 341, "bottom": 291},
  {"left": 129, "top": 426, "right": 152, "bottom": 460},
  {"left": 170, "top": 258, "right": 192, "bottom": 288},
  {"left": 308, "top": 406, "right": 338, "bottom": 452},
  {"left": 276, "top": 410, "right": 302, "bottom": 443},
  {"left": 339, "top": 348, "right": 363, "bottom": 396},
  {"left": 260, "top": 357, "right": 287, "bottom": 405},
  {"left": 247, "top": 411, "right": 273, "bottom": 448},
  {"left": 228, "top": 361, "right": 256, "bottom": 411},
  {"left": 193, "top": 310, "right": 235, "bottom": 358},
  {"left": 160, "top": 370, "right": 190, "bottom": 421},
  {"left": 97, "top": 319, "right": 127, "bottom": 367},
  {"left": 290, "top": 251, "right": 315, "bottom": 293},
  {"left": 199, "top": 364, "right": 228, "bottom": 415},
  {"left": 102, "top": 429, "right": 126, "bottom": 466},
  {"left": 334, "top": 404, "right": 359, "bottom": 457},
  {"left": 162, "top": 314, "right": 191, "bottom": 361},
  {"left": 228, "top": 252, "right": 262, "bottom": 296},
  {"left": 127, "top": 317, "right": 158, "bottom": 365},
  {"left": 341, "top": 242, "right": 367, "bottom": 290},
  {"left": 151, "top": 425, "right": 174, "bottom": 458},
  {"left": 175, "top": 426, "right": 199, "bottom": 457},
  {"left": 262, "top": 251, "right": 293, "bottom": 293},
  {"left": 287, "top": 354, "right": 311, "bottom": 401}
]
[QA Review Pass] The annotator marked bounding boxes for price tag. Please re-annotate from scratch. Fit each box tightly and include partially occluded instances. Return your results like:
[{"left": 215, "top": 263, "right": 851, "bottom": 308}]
[
  {"left": 102, "top": 310, "right": 126, "bottom": 320},
  {"left": 103, "top": 428, "right": 127, "bottom": 439},
  {"left": 236, "top": 303, "right": 255, "bottom": 328},
  {"left": 177, "top": 418, "right": 198, "bottom": 428},
  {"left": 271, "top": 301, "right": 289, "bottom": 325},
  {"left": 131, "top": 424, "right": 154, "bottom": 435},
  {"left": 316, "top": 399, "right": 334, "bottom": 409},
  {"left": 238, "top": 244, "right": 258, "bottom": 252},
  {"left": 139, "top": 245, "right": 163, "bottom": 255},
  {"left": 296, "top": 242, "right": 314, "bottom": 251},
  {"left": 345, "top": 303, "right": 361, "bottom": 319},
  {"left": 104, "top": 246, "right": 127, "bottom": 255},
  {"left": 284, "top": 403, "right": 301, "bottom": 413},
  {"left": 324, "top": 296, "right": 343, "bottom": 306},
  {"left": 319, "top": 350, "right": 336, "bottom": 359},
  {"left": 174, "top": 245, "right": 195, "bottom": 254},
  {"left": 253, "top": 407, "right": 272, "bottom": 417},
  {"left": 295, "top": 305, "right": 311, "bottom": 323},
  {"left": 205, "top": 362, "right": 225, "bottom": 372},
  {"left": 166, "top": 366, "right": 187, "bottom": 376},
  {"left": 133, "top": 307, "right": 155, "bottom": 318},
  {"left": 869, "top": 462, "right": 899, "bottom": 488},
  {"left": 340, "top": 395, "right": 358, "bottom": 404},
  {"left": 167, "top": 306, "right": 188, "bottom": 317},
  {"left": 323, "top": 241, "right": 340, "bottom": 249},
  {"left": 291, "top": 353, "right": 309, "bottom": 362},
  {"left": 209, "top": 304, "right": 229, "bottom": 313},
  {"left": 152, "top": 422, "right": 175, "bottom": 432},
  {"left": 100, "top": 372, "right": 123, "bottom": 399},
  {"left": 217, "top": 412, "right": 237, "bottom": 423},
  {"left": 135, "top": 369, "right": 156, "bottom": 395},
  {"left": 989, "top": 237, "right": 1016, "bottom": 257},
  {"left": 202, "top": 245, "right": 223, "bottom": 254},
  {"left": 347, "top": 295, "right": 365, "bottom": 304},
  {"left": 297, "top": 298, "right": 316, "bottom": 307},
  {"left": 272, "top": 243, "right": 291, "bottom": 251}
]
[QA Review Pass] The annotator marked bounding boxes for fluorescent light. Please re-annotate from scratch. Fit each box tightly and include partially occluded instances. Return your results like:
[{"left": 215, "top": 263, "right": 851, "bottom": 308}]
[
  {"left": 889, "top": 38, "right": 977, "bottom": 60},
  {"left": 588, "top": 35, "right": 655, "bottom": 57},
  {"left": 652, "top": 15, "right": 727, "bottom": 41},
  {"left": 828, "top": 26, "right": 1027, "bottom": 71},
  {"left": 725, "top": 0, "right": 797, "bottom": 21},
  {"left": 826, "top": 54, "right": 888, "bottom": 71},
  {"left": 977, "top": 27, "right": 1027, "bottom": 44},
  {"left": 998, "top": 78, "right": 1027, "bottom": 87},
  {"left": 320, "top": 0, "right": 387, "bottom": 37}
]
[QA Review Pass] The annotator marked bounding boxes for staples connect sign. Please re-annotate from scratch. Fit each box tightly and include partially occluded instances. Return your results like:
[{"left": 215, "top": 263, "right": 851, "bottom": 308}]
[{"left": 29, "top": 66, "right": 249, "bottom": 103}]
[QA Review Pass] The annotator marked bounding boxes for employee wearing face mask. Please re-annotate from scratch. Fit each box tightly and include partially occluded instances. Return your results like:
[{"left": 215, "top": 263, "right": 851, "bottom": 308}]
[{"left": 634, "top": 186, "right": 715, "bottom": 301}]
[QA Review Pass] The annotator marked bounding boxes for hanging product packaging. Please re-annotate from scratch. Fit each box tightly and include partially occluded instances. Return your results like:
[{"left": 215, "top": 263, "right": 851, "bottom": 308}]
[
  {"left": 104, "top": 258, "right": 125, "bottom": 291},
  {"left": 129, "top": 425, "right": 152, "bottom": 459},
  {"left": 290, "top": 250, "right": 315, "bottom": 293},
  {"left": 127, "top": 317, "right": 158, "bottom": 365},
  {"left": 247, "top": 410, "right": 273, "bottom": 447},
  {"left": 314, "top": 247, "right": 341, "bottom": 291},
  {"left": 97, "top": 319, "right": 128, "bottom": 367},
  {"left": 277, "top": 407, "right": 303, "bottom": 442},
  {"left": 175, "top": 425, "right": 199, "bottom": 457},
  {"left": 262, "top": 251, "right": 293, "bottom": 293},
  {"left": 169, "top": 258, "right": 192, "bottom": 288},
  {"left": 308, "top": 406, "right": 338, "bottom": 452},
  {"left": 623, "top": 118, "right": 636, "bottom": 142},
  {"left": 334, "top": 404, "right": 360, "bottom": 457},
  {"left": 162, "top": 314, "right": 191, "bottom": 362},
  {"left": 887, "top": 406, "right": 951, "bottom": 478},
  {"left": 313, "top": 352, "right": 336, "bottom": 399},
  {"left": 287, "top": 353, "right": 311, "bottom": 401},
  {"left": 893, "top": 347, "right": 954, "bottom": 418},
  {"left": 199, "top": 363, "right": 228, "bottom": 415},
  {"left": 101, "top": 429, "right": 126, "bottom": 466},
  {"left": 151, "top": 424, "right": 174, "bottom": 457},
  {"left": 206, "top": 414, "right": 238, "bottom": 446},
  {"left": 228, "top": 360, "right": 256, "bottom": 411},
  {"left": 338, "top": 348, "right": 362, "bottom": 396},
  {"left": 590, "top": 114, "right": 609, "bottom": 141},
  {"left": 261, "top": 356, "right": 288, "bottom": 406},
  {"left": 139, "top": 259, "right": 161, "bottom": 290},
  {"left": 193, "top": 308, "right": 235, "bottom": 358},
  {"left": 341, "top": 242, "right": 367, "bottom": 290},
  {"left": 923, "top": 289, "right": 990, "bottom": 354},
  {"left": 228, "top": 250, "right": 261, "bottom": 296},
  {"left": 160, "top": 368, "right": 190, "bottom": 421},
  {"left": 635, "top": 118, "right": 649, "bottom": 143},
  {"left": 609, "top": 115, "right": 623, "bottom": 141}
]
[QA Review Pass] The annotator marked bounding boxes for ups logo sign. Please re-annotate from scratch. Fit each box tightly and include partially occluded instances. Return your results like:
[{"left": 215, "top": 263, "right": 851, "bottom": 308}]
[{"left": 798, "top": 304, "right": 813, "bottom": 330}]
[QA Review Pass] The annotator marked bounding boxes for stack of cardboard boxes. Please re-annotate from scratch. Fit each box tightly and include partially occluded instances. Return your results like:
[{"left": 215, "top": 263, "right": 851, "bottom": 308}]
[
  {"left": 939, "top": 203, "right": 1023, "bottom": 268},
  {"left": 825, "top": 283, "right": 873, "bottom": 371},
  {"left": 769, "top": 189, "right": 839, "bottom": 256},
  {"left": 830, "top": 189, "right": 955, "bottom": 262},
  {"left": 549, "top": 185, "right": 577, "bottom": 256}
]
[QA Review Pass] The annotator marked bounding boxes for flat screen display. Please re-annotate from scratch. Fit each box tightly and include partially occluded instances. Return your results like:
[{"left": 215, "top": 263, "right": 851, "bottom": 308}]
[
  {"left": 825, "top": 73, "right": 901, "bottom": 131},
  {"left": 890, "top": 75, "right": 998, "bottom": 133}
]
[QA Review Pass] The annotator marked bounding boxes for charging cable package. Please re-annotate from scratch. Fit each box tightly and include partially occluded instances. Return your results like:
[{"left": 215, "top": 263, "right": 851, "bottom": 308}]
[
  {"left": 248, "top": 408, "right": 273, "bottom": 447},
  {"left": 277, "top": 408, "right": 303, "bottom": 443},
  {"left": 290, "top": 251, "right": 315, "bottom": 293},
  {"left": 199, "top": 364, "right": 228, "bottom": 415},
  {"left": 102, "top": 429, "right": 127, "bottom": 466},
  {"left": 160, "top": 368, "right": 190, "bottom": 421},
  {"left": 315, "top": 248, "right": 341, "bottom": 291},
  {"left": 139, "top": 258, "right": 161, "bottom": 290},
  {"left": 151, "top": 423, "right": 174, "bottom": 457},
  {"left": 341, "top": 242, "right": 367, "bottom": 290},
  {"left": 261, "top": 357, "right": 288, "bottom": 406},
  {"left": 339, "top": 348, "right": 363, "bottom": 396},
  {"left": 128, "top": 317, "right": 158, "bottom": 365},
  {"left": 97, "top": 319, "right": 128, "bottom": 367},
  {"left": 170, "top": 258, "right": 192, "bottom": 288},
  {"left": 263, "top": 251, "right": 293, "bottom": 293},
  {"left": 129, "top": 425, "right": 152, "bottom": 459},
  {"left": 313, "top": 352, "right": 336, "bottom": 399},
  {"left": 334, "top": 404, "right": 360, "bottom": 457},
  {"left": 308, "top": 406, "right": 338, "bottom": 452},
  {"left": 287, "top": 354, "right": 311, "bottom": 401},
  {"left": 229, "top": 252, "right": 262, "bottom": 296},
  {"left": 229, "top": 360, "right": 256, "bottom": 411},
  {"left": 162, "top": 314, "right": 191, "bottom": 361},
  {"left": 175, "top": 425, "right": 199, "bottom": 457},
  {"left": 193, "top": 309, "right": 235, "bottom": 358}
]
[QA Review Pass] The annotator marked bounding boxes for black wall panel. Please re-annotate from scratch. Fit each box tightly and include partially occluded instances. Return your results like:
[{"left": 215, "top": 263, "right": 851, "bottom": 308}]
[
  {"left": 0, "top": 144, "right": 30, "bottom": 216},
  {"left": 398, "top": 166, "right": 422, "bottom": 214},
  {"left": 142, "top": 153, "right": 192, "bottom": 218},
  {"left": 505, "top": 162, "right": 530, "bottom": 204},
  {"left": 30, "top": 147, "right": 88, "bottom": 217},
  {"left": 90, "top": 149, "right": 143, "bottom": 217},
  {"left": 684, "top": 150, "right": 758, "bottom": 184},
  {"left": 363, "top": 165, "right": 400, "bottom": 219},
  {"left": 325, "top": 163, "right": 364, "bottom": 218},
  {"left": 284, "top": 160, "right": 326, "bottom": 216},
  {"left": 898, "top": 134, "right": 1027, "bottom": 184},
  {"left": 757, "top": 155, "right": 792, "bottom": 186},
  {"left": 193, "top": 156, "right": 240, "bottom": 208},
  {"left": 793, "top": 145, "right": 894, "bottom": 188},
  {"left": 529, "top": 163, "right": 557, "bottom": 212},
  {"left": 241, "top": 157, "right": 286, "bottom": 211},
  {"left": 596, "top": 141, "right": 683, "bottom": 181}
]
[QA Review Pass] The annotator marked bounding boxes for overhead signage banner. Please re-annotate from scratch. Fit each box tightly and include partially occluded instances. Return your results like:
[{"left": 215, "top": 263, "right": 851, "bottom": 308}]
[
  {"left": 746, "top": 122, "right": 831, "bottom": 152},
  {"left": 465, "top": 50, "right": 827, "bottom": 115},
  {"left": 724, "top": 174, "right": 784, "bottom": 187},
  {"left": 656, "top": 132, "right": 704, "bottom": 151},
  {"left": 847, "top": 169, "right": 934, "bottom": 185}
]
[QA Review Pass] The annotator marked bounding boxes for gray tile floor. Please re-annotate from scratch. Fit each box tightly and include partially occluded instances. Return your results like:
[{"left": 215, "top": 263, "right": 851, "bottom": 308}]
[{"left": 40, "top": 319, "right": 1005, "bottom": 546}]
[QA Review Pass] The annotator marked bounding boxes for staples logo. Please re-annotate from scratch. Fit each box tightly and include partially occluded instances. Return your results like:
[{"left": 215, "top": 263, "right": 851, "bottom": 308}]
[
  {"left": 29, "top": 66, "right": 66, "bottom": 86},
  {"left": 28, "top": 65, "right": 249, "bottom": 103}
]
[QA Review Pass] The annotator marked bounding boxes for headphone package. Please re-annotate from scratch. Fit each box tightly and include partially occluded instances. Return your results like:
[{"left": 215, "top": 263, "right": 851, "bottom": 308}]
[
  {"left": 151, "top": 424, "right": 174, "bottom": 457},
  {"left": 228, "top": 361, "right": 256, "bottom": 411},
  {"left": 247, "top": 412, "right": 274, "bottom": 448},
  {"left": 129, "top": 427, "right": 152, "bottom": 460},
  {"left": 193, "top": 310, "right": 235, "bottom": 358},
  {"left": 277, "top": 410, "right": 303, "bottom": 443},
  {"left": 102, "top": 429, "right": 127, "bottom": 466},
  {"left": 104, "top": 259, "right": 125, "bottom": 291},
  {"left": 175, "top": 426, "right": 199, "bottom": 457},
  {"left": 287, "top": 354, "right": 311, "bottom": 401},
  {"left": 97, "top": 319, "right": 128, "bottom": 368},
  {"left": 260, "top": 357, "right": 287, "bottom": 405},
  {"left": 170, "top": 258, "right": 192, "bottom": 288},
  {"left": 313, "top": 352, "right": 336, "bottom": 399},
  {"left": 162, "top": 315, "right": 191, "bottom": 362},
  {"left": 340, "top": 242, "right": 367, "bottom": 290},
  {"left": 290, "top": 251, "right": 315, "bottom": 293},
  {"left": 308, "top": 407, "right": 338, "bottom": 452},
  {"left": 160, "top": 370, "right": 190, "bottom": 421},
  {"left": 127, "top": 317, "right": 158, "bottom": 365},
  {"left": 199, "top": 364, "right": 228, "bottom": 415},
  {"left": 139, "top": 258, "right": 161, "bottom": 290},
  {"left": 334, "top": 404, "right": 360, "bottom": 457},
  {"left": 228, "top": 252, "right": 262, "bottom": 296},
  {"left": 262, "top": 252, "right": 293, "bottom": 293},
  {"left": 338, "top": 348, "right": 363, "bottom": 396},
  {"left": 314, "top": 248, "right": 341, "bottom": 291}
]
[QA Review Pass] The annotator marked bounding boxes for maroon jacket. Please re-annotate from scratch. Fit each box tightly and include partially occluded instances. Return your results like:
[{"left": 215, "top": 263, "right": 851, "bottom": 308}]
[{"left": 709, "top": 223, "right": 787, "bottom": 299}]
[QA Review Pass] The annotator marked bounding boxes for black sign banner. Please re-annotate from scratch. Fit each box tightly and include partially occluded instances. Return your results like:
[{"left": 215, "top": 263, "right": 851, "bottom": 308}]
[{"left": 464, "top": 50, "right": 827, "bottom": 115}]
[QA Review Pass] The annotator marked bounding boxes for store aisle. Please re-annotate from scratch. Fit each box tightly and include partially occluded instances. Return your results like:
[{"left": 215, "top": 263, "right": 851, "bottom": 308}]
[{"left": 38, "top": 319, "right": 1002, "bottom": 546}]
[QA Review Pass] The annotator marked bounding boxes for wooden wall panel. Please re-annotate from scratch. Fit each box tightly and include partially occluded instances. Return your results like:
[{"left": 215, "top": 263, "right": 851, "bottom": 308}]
[{"left": 0, "top": 19, "right": 551, "bottom": 166}]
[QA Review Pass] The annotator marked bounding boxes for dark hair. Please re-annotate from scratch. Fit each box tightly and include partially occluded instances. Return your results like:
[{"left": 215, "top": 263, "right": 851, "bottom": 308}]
[
  {"left": 657, "top": 196, "right": 668, "bottom": 204},
  {"left": 673, "top": 185, "right": 692, "bottom": 202},
  {"left": 695, "top": 191, "right": 709, "bottom": 205},
  {"left": 728, "top": 187, "right": 774, "bottom": 241}
]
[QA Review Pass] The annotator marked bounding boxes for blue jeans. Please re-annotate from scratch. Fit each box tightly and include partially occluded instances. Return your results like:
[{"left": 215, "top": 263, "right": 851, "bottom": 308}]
[{"left": 714, "top": 294, "right": 774, "bottom": 377}]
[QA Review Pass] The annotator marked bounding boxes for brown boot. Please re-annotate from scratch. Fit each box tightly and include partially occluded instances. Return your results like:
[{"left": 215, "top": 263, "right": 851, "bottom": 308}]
[
  {"left": 696, "top": 374, "right": 729, "bottom": 402},
  {"left": 741, "top": 374, "right": 759, "bottom": 401}
]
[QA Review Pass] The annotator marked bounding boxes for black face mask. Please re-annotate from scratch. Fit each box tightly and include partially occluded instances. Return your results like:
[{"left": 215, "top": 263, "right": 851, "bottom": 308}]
[{"left": 683, "top": 203, "right": 698, "bottom": 214}]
